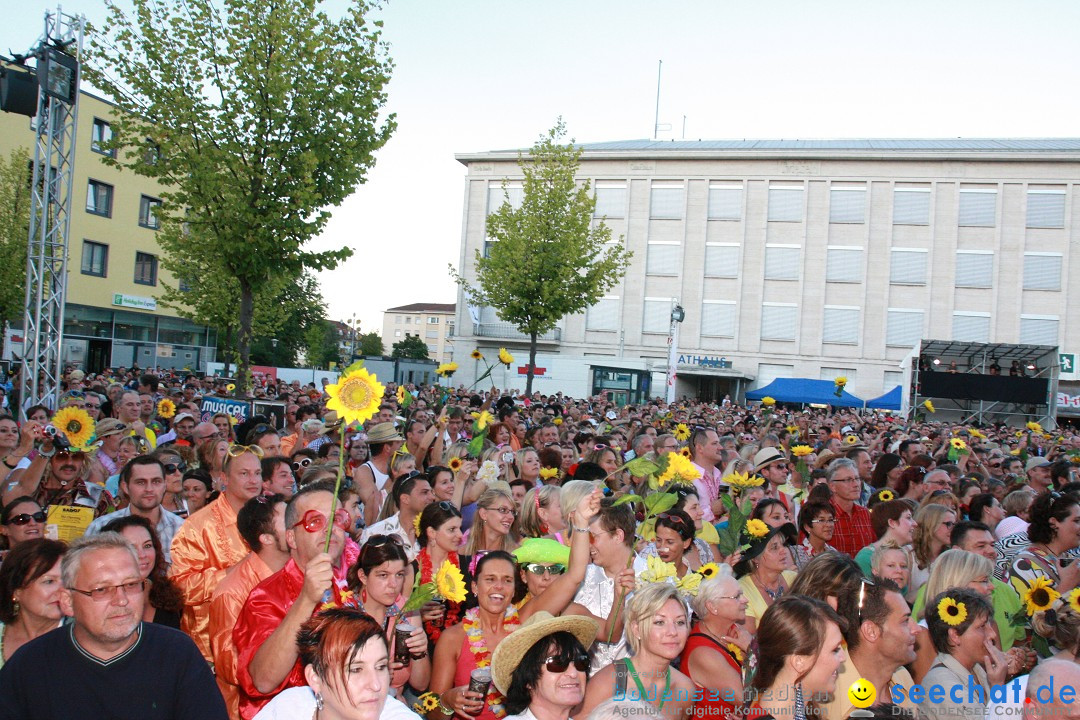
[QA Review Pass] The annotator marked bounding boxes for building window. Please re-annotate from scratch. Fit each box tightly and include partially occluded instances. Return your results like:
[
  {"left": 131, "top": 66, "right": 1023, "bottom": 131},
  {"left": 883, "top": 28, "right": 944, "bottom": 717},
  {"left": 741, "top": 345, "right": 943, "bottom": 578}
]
[
  {"left": 890, "top": 248, "right": 928, "bottom": 285},
  {"left": 829, "top": 186, "right": 866, "bottom": 224},
  {"left": 405, "top": 317, "right": 411, "bottom": 324},
  {"left": 958, "top": 188, "right": 996, "bottom": 227},
  {"left": 700, "top": 301, "right": 736, "bottom": 338},
  {"left": 427, "top": 317, "right": 439, "bottom": 324},
  {"left": 955, "top": 251, "right": 993, "bottom": 288},
  {"left": 893, "top": 186, "right": 931, "bottom": 225},
  {"left": 761, "top": 303, "right": 797, "bottom": 341},
  {"left": 91, "top": 118, "right": 114, "bottom": 157},
  {"left": 1023, "top": 253, "right": 1062, "bottom": 291},
  {"left": 394, "top": 330, "right": 401, "bottom": 337},
  {"left": 764, "top": 245, "right": 800, "bottom": 280},
  {"left": 707, "top": 182, "right": 742, "bottom": 220},
  {"left": 134, "top": 252, "right": 157, "bottom": 286},
  {"left": 139, "top": 195, "right": 162, "bottom": 229},
  {"left": 395, "top": 316, "right": 401, "bottom": 324},
  {"left": 487, "top": 182, "right": 523, "bottom": 214},
  {"left": 646, "top": 242, "right": 680, "bottom": 275},
  {"left": 825, "top": 247, "right": 863, "bottom": 283},
  {"left": 886, "top": 309, "right": 925, "bottom": 347},
  {"left": 704, "top": 243, "right": 739, "bottom": 278},
  {"left": 756, "top": 363, "right": 794, "bottom": 388},
  {"left": 767, "top": 184, "right": 804, "bottom": 222},
  {"left": 1020, "top": 315, "right": 1059, "bottom": 346},
  {"left": 86, "top": 180, "right": 113, "bottom": 217},
  {"left": 586, "top": 296, "right": 620, "bottom": 331},
  {"left": 953, "top": 312, "right": 991, "bottom": 343},
  {"left": 883, "top": 371, "right": 903, "bottom": 391},
  {"left": 425, "top": 330, "right": 439, "bottom": 339},
  {"left": 1027, "top": 189, "right": 1066, "bottom": 228},
  {"left": 594, "top": 182, "right": 627, "bottom": 218},
  {"left": 822, "top": 306, "right": 860, "bottom": 344},
  {"left": 81, "top": 240, "right": 108, "bottom": 277},
  {"left": 642, "top": 298, "right": 673, "bottom": 334},
  {"left": 649, "top": 182, "right": 684, "bottom": 219}
]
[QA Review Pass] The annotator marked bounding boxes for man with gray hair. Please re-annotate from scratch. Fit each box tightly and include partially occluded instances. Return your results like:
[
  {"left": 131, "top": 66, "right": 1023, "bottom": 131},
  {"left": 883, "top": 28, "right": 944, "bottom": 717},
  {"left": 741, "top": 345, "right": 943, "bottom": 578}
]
[
  {"left": 828, "top": 457, "right": 874, "bottom": 556},
  {"left": 1025, "top": 658, "right": 1080, "bottom": 720},
  {"left": 0, "top": 533, "right": 227, "bottom": 719}
]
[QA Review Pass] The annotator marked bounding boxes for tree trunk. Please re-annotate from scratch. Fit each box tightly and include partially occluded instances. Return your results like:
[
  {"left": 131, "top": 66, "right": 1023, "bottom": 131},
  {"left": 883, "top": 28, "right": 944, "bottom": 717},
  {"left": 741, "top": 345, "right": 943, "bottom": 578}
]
[
  {"left": 223, "top": 325, "right": 233, "bottom": 378},
  {"left": 237, "top": 283, "right": 255, "bottom": 395},
  {"left": 526, "top": 331, "right": 538, "bottom": 396}
]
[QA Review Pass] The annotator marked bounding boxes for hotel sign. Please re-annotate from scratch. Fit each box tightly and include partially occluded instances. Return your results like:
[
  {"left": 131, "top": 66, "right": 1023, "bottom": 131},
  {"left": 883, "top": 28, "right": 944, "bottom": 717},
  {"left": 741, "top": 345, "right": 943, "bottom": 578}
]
[{"left": 112, "top": 293, "right": 157, "bottom": 311}]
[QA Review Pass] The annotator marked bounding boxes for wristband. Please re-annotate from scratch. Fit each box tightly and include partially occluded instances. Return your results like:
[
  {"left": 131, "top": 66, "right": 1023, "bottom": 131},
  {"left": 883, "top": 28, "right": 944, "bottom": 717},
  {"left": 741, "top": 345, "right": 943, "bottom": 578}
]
[
  {"left": 36, "top": 444, "right": 56, "bottom": 458},
  {"left": 437, "top": 697, "right": 455, "bottom": 716},
  {"left": 572, "top": 525, "right": 590, "bottom": 533}
]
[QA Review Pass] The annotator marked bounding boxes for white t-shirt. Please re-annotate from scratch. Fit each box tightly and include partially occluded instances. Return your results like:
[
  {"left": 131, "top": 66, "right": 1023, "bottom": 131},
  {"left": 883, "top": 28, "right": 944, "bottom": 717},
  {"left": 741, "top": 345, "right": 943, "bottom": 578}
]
[{"left": 254, "top": 687, "right": 422, "bottom": 720}]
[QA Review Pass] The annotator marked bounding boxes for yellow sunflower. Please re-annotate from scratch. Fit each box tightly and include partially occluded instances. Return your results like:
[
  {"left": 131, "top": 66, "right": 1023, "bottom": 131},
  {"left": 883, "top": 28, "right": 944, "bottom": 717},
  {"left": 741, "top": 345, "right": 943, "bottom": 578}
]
[
  {"left": 790, "top": 445, "right": 813, "bottom": 457},
  {"left": 641, "top": 554, "right": 677, "bottom": 583},
  {"left": 414, "top": 693, "right": 441, "bottom": 714},
  {"left": 156, "top": 398, "right": 176, "bottom": 420},
  {"left": 786, "top": 424, "right": 800, "bottom": 435},
  {"left": 448, "top": 457, "right": 464, "bottom": 473},
  {"left": 679, "top": 446, "right": 692, "bottom": 459},
  {"left": 553, "top": 417, "right": 562, "bottom": 425},
  {"left": 51, "top": 407, "right": 95, "bottom": 450},
  {"left": 698, "top": 562, "right": 721, "bottom": 579},
  {"left": 226, "top": 383, "right": 236, "bottom": 392},
  {"left": 969, "top": 429, "right": 987, "bottom": 440},
  {"left": 726, "top": 643, "right": 744, "bottom": 663},
  {"left": 471, "top": 349, "right": 484, "bottom": 360},
  {"left": 950, "top": 438, "right": 967, "bottom": 451},
  {"left": 395, "top": 385, "right": 406, "bottom": 405},
  {"left": 676, "top": 571, "right": 702, "bottom": 597},
  {"left": 498, "top": 348, "right": 514, "bottom": 367},
  {"left": 843, "top": 434, "right": 860, "bottom": 446},
  {"left": 834, "top": 376, "right": 848, "bottom": 387},
  {"left": 923, "top": 400, "right": 935, "bottom": 414},
  {"left": 673, "top": 423, "right": 691, "bottom": 441},
  {"left": 723, "top": 471, "right": 764, "bottom": 489},
  {"left": 539, "top": 467, "right": 559, "bottom": 481},
  {"left": 475, "top": 410, "right": 495, "bottom": 430},
  {"left": 435, "top": 560, "right": 468, "bottom": 603},
  {"left": 413, "top": 512, "right": 423, "bottom": 537},
  {"left": 1022, "top": 576, "right": 1060, "bottom": 615},
  {"left": 658, "top": 452, "right": 701, "bottom": 486},
  {"left": 877, "top": 489, "right": 896, "bottom": 502},
  {"left": 937, "top": 597, "right": 967, "bottom": 626},
  {"left": 1027, "top": 421, "right": 1044, "bottom": 434},
  {"left": 435, "top": 362, "right": 459, "bottom": 378},
  {"left": 1068, "top": 588, "right": 1080, "bottom": 615},
  {"left": 762, "top": 397, "right": 776, "bottom": 407},
  {"left": 745, "top": 519, "right": 770, "bottom": 539},
  {"left": 325, "top": 367, "right": 384, "bottom": 425}
]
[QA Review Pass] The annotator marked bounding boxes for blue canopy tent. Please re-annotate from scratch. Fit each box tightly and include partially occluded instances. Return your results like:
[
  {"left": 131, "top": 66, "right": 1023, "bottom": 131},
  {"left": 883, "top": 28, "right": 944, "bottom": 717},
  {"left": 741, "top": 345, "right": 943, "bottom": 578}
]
[
  {"left": 745, "top": 378, "right": 864, "bottom": 408},
  {"left": 866, "top": 385, "right": 903, "bottom": 411}
]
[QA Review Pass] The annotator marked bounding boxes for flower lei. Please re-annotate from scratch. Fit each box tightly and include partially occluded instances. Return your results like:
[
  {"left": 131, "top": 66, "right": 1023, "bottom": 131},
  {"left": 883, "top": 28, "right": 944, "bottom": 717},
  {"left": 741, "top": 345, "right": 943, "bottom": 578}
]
[
  {"left": 463, "top": 605, "right": 521, "bottom": 718},
  {"left": 418, "top": 549, "right": 462, "bottom": 643}
]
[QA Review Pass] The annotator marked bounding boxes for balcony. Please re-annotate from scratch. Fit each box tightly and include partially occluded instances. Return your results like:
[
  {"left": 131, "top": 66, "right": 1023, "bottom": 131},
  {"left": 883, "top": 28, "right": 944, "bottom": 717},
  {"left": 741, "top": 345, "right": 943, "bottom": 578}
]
[{"left": 472, "top": 323, "right": 561, "bottom": 344}]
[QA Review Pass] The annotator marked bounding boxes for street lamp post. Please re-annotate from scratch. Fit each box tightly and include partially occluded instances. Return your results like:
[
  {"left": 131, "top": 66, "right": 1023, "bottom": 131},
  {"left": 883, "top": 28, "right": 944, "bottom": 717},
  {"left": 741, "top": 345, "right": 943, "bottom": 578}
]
[{"left": 666, "top": 301, "right": 685, "bottom": 404}]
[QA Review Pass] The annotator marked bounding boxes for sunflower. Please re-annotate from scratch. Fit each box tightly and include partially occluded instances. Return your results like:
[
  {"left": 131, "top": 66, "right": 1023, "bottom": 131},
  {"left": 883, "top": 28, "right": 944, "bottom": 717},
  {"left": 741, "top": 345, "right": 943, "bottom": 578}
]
[
  {"left": 156, "top": 398, "right": 176, "bottom": 420},
  {"left": 1022, "top": 576, "right": 1060, "bottom": 615},
  {"left": 641, "top": 554, "right": 677, "bottom": 583},
  {"left": 435, "top": 362, "right": 458, "bottom": 378},
  {"left": 834, "top": 376, "right": 848, "bottom": 387},
  {"left": 676, "top": 571, "right": 702, "bottom": 597},
  {"left": 937, "top": 597, "right": 967, "bottom": 626},
  {"left": 395, "top": 385, "right": 407, "bottom": 405},
  {"left": 790, "top": 445, "right": 813, "bottom": 457},
  {"left": 325, "top": 367, "right": 384, "bottom": 425},
  {"left": 435, "top": 560, "right": 468, "bottom": 603},
  {"left": 448, "top": 457, "right": 464, "bottom": 473},
  {"left": 413, "top": 512, "right": 423, "bottom": 537},
  {"left": 226, "top": 383, "right": 236, "bottom": 392},
  {"left": 474, "top": 410, "right": 495, "bottom": 431},
  {"left": 51, "top": 407, "right": 95, "bottom": 450},
  {"left": 969, "top": 429, "right": 987, "bottom": 440},
  {"left": 414, "top": 693, "right": 441, "bottom": 714},
  {"left": 658, "top": 452, "right": 701, "bottom": 486},
  {"left": 553, "top": 417, "right": 562, "bottom": 425},
  {"left": 539, "top": 467, "right": 559, "bottom": 481},
  {"left": 498, "top": 348, "right": 514, "bottom": 367},
  {"left": 726, "top": 643, "right": 744, "bottom": 663},
  {"left": 698, "top": 562, "right": 721, "bottom": 579},
  {"left": 1027, "top": 421, "right": 1044, "bottom": 434},
  {"left": 471, "top": 349, "right": 484, "bottom": 360},
  {"left": 1068, "top": 588, "right": 1080, "bottom": 615},
  {"left": 950, "top": 438, "right": 968, "bottom": 451},
  {"left": 923, "top": 400, "right": 935, "bottom": 414},
  {"left": 762, "top": 397, "right": 776, "bottom": 407},
  {"left": 843, "top": 434, "right": 860, "bottom": 446},
  {"left": 745, "top": 519, "right": 769, "bottom": 539},
  {"left": 679, "top": 447, "right": 692, "bottom": 459},
  {"left": 877, "top": 489, "right": 896, "bottom": 502},
  {"left": 786, "top": 424, "right": 799, "bottom": 436},
  {"left": 723, "top": 471, "right": 764, "bottom": 489},
  {"left": 673, "top": 423, "right": 691, "bottom": 441}
]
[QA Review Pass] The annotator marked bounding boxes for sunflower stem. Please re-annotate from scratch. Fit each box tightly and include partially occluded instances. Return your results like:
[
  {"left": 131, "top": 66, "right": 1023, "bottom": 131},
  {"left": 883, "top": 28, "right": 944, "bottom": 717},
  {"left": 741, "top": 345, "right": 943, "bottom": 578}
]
[{"left": 325, "top": 423, "right": 347, "bottom": 553}]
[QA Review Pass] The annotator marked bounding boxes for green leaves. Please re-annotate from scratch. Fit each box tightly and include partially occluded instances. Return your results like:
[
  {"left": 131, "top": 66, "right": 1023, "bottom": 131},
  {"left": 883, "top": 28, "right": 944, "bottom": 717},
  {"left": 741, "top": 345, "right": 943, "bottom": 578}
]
[
  {"left": 644, "top": 493, "right": 677, "bottom": 515},
  {"left": 624, "top": 456, "right": 660, "bottom": 478}
]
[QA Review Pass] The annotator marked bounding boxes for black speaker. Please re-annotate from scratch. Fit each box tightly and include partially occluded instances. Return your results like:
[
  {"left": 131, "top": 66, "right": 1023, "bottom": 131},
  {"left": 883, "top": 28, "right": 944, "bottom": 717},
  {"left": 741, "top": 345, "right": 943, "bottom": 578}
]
[{"left": 1, "top": 67, "right": 39, "bottom": 118}]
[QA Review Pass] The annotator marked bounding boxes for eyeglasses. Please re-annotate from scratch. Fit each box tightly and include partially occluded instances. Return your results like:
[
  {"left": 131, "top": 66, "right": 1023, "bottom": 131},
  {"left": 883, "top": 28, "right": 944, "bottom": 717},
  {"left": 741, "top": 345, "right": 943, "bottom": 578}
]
[
  {"left": 487, "top": 506, "right": 516, "bottom": 517},
  {"left": 250, "top": 424, "right": 273, "bottom": 435},
  {"left": 716, "top": 593, "right": 744, "bottom": 601},
  {"left": 435, "top": 500, "right": 458, "bottom": 513},
  {"left": 228, "top": 444, "right": 265, "bottom": 458},
  {"left": 523, "top": 563, "right": 566, "bottom": 576},
  {"left": 163, "top": 462, "right": 187, "bottom": 475},
  {"left": 656, "top": 512, "right": 686, "bottom": 528},
  {"left": 544, "top": 653, "right": 589, "bottom": 673},
  {"left": 6, "top": 511, "right": 46, "bottom": 525},
  {"left": 292, "top": 457, "right": 313, "bottom": 472},
  {"left": 810, "top": 518, "right": 836, "bottom": 525},
  {"left": 54, "top": 451, "right": 84, "bottom": 461},
  {"left": 197, "top": 431, "right": 224, "bottom": 441},
  {"left": 291, "top": 508, "right": 351, "bottom": 534},
  {"left": 69, "top": 579, "right": 146, "bottom": 603}
]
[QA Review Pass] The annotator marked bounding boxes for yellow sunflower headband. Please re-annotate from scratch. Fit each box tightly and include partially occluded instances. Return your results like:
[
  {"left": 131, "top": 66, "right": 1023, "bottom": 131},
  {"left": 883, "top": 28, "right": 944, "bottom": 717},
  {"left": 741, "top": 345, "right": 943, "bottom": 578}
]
[{"left": 937, "top": 597, "right": 968, "bottom": 626}]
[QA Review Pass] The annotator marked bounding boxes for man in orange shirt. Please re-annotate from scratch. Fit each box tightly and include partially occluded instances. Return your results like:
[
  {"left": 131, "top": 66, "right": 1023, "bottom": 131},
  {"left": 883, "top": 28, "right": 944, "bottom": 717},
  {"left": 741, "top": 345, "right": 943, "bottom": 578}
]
[
  {"left": 209, "top": 492, "right": 291, "bottom": 719},
  {"left": 169, "top": 445, "right": 264, "bottom": 662}
]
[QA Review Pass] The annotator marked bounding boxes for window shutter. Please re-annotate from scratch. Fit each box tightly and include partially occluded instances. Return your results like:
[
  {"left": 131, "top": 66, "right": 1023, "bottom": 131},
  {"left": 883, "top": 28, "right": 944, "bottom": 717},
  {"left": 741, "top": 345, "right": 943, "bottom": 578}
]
[
  {"left": 647, "top": 243, "right": 680, "bottom": 275},
  {"left": 650, "top": 185, "right": 685, "bottom": 219},
  {"left": 955, "top": 252, "right": 993, "bottom": 288},
  {"left": 764, "top": 246, "right": 801, "bottom": 280},
  {"left": 886, "top": 310, "right": 924, "bottom": 347},
  {"left": 1023, "top": 254, "right": 1062, "bottom": 291},
  {"left": 701, "top": 302, "right": 736, "bottom": 337},
  {"left": 761, "top": 305, "right": 797, "bottom": 341},
  {"left": 826, "top": 248, "right": 863, "bottom": 283},
  {"left": 829, "top": 189, "right": 866, "bottom": 223},
  {"left": 952, "top": 313, "right": 991, "bottom": 343},
  {"left": 594, "top": 184, "right": 627, "bottom": 218},
  {"left": 890, "top": 249, "right": 928, "bottom": 284},
  {"left": 708, "top": 184, "right": 742, "bottom": 220},
  {"left": 958, "top": 190, "right": 996, "bottom": 227},
  {"left": 768, "top": 186, "right": 804, "bottom": 222},
  {"left": 822, "top": 307, "right": 859, "bottom": 344},
  {"left": 1027, "top": 192, "right": 1066, "bottom": 228},
  {"left": 883, "top": 371, "right": 903, "bottom": 392},
  {"left": 704, "top": 244, "right": 740, "bottom": 277},
  {"left": 1020, "top": 317, "right": 1059, "bottom": 346},
  {"left": 642, "top": 300, "right": 671, "bottom": 333},
  {"left": 893, "top": 189, "right": 930, "bottom": 225},
  {"left": 756, "top": 363, "right": 794, "bottom": 388},
  {"left": 488, "top": 183, "right": 523, "bottom": 213},
  {"left": 586, "top": 297, "right": 620, "bottom": 331}
]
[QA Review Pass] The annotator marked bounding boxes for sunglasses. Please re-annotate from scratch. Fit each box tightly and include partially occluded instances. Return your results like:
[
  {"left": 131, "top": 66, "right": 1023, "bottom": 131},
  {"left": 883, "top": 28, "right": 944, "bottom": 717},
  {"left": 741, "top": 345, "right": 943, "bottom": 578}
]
[
  {"left": 163, "top": 462, "right": 187, "bottom": 475},
  {"left": 656, "top": 512, "right": 686, "bottom": 527},
  {"left": 544, "top": 653, "right": 589, "bottom": 674},
  {"left": 523, "top": 563, "right": 566, "bottom": 576},
  {"left": 292, "top": 457, "right": 314, "bottom": 472},
  {"left": 227, "top": 444, "right": 264, "bottom": 458},
  {"left": 291, "top": 508, "right": 351, "bottom": 534},
  {"left": 6, "top": 511, "right": 46, "bottom": 525}
]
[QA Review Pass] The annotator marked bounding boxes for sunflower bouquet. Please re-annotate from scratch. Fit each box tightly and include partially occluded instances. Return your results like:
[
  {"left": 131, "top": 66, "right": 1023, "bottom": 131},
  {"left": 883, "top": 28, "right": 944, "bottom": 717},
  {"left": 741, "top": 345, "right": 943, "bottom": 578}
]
[
  {"left": 760, "top": 396, "right": 776, "bottom": 420},
  {"left": 715, "top": 471, "right": 764, "bottom": 558},
  {"left": 1008, "top": 575, "right": 1061, "bottom": 656},
  {"left": 402, "top": 559, "right": 469, "bottom": 612},
  {"left": 947, "top": 437, "right": 970, "bottom": 463},
  {"left": 790, "top": 445, "right": 813, "bottom": 483},
  {"left": 467, "top": 347, "right": 514, "bottom": 391}
]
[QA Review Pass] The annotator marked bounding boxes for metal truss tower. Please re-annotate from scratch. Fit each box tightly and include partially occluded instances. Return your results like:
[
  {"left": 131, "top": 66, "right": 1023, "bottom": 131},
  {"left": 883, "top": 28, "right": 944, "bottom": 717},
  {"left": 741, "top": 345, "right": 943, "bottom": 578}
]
[{"left": 19, "top": 7, "right": 84, "bottom": 417}]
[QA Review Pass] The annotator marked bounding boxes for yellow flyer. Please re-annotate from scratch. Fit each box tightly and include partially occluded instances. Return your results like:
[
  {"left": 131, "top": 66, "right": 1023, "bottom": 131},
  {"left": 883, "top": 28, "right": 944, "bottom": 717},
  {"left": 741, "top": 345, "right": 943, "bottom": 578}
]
[{"left": 45, "top": 505, "right": 95, "bottom": 542}]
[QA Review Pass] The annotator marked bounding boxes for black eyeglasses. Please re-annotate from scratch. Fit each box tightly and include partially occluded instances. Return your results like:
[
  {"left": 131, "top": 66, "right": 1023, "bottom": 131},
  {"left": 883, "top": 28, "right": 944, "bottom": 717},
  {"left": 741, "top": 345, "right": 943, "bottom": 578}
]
[
  {"left": 544, "top": 653, "right": 589, "bottom": 673},
  {"left": 5, "top": 511, "right": 46, "bottom": 525},
  {"left": 251, "top": 424, "right": 273, "bottom": 435},
  {"left": 163, "top": 462, "right": 187, "bottom": 475}
]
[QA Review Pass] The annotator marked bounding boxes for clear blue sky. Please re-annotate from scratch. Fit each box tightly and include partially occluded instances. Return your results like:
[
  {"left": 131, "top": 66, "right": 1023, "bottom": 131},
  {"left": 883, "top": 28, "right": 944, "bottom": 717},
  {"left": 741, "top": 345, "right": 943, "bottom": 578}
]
[{"left": 7, "top": 0, "right": 1080, "bottom": 335}]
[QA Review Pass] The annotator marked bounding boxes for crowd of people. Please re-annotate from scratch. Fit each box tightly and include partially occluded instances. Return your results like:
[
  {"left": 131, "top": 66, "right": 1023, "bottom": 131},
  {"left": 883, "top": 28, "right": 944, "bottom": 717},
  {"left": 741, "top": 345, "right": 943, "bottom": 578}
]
[{"left": 1, "top": 364, "right": 1080, "bottom": 720}]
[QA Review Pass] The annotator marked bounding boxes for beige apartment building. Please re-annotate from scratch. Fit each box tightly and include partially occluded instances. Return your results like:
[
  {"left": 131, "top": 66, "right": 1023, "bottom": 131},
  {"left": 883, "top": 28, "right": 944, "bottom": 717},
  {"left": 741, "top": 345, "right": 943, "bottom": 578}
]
[
  {"left": 382, "top": 303, "right": 456, "bottom": 363},
  {"left": 452, "top": 139, "right": 1080, "bottom": 402}
]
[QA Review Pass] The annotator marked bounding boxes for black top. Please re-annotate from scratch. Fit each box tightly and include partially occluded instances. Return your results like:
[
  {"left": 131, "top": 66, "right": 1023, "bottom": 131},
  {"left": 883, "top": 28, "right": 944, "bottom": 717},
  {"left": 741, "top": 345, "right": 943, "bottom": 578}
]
[{"left": 0, "top": 622, "right": 227, "bottom": 720}]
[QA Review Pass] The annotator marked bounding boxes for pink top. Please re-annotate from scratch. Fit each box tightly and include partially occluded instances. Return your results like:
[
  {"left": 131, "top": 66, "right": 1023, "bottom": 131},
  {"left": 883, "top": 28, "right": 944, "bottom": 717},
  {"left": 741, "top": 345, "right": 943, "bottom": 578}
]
[{"left": 454, "top": 632, "right": 503, "bottom": 720}]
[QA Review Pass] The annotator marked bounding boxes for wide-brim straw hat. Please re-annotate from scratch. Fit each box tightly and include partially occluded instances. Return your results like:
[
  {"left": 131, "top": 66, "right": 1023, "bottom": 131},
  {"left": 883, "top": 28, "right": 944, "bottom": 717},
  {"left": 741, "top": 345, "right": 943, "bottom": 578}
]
[
  {"left": 490, "top": 611, "right": 598, "bottom": 695},
  {"left": 366, "top": 422, "right": 403, "bottom": 444}
]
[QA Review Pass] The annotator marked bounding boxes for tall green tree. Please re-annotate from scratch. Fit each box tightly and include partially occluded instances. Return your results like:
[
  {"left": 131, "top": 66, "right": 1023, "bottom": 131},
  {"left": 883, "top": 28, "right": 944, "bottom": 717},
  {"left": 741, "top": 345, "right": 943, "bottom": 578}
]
[
  {"left": 392, "top": 334, "right": 429, "bottom": 360},
  {"left": 358, "top": 332, "right": 385, "bottom": 356},
  {"left": 305, "top": 320, "right": 342, "bottom": 369},
  {"left": 0, "top": 149, "right": 30, "bottom": 329},
  {"left": 86, "top": 0, "right": 395, "bottom": 392},
  {"left": 451, "top": 119, "right": 632, "bottom": 394}
]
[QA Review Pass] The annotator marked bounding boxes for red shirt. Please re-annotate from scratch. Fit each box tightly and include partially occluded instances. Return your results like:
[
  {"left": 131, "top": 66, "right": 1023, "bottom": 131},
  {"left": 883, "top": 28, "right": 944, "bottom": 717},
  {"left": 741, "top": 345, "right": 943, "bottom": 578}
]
[{"left": 829, "top": 498, "right": 875, "bottom": 557}]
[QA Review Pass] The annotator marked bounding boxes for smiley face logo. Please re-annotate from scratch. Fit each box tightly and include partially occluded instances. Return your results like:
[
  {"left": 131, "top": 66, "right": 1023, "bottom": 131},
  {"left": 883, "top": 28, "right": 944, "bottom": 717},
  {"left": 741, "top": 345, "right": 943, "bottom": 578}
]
[{"left": 848, "top": 678, "right": 876, "bottom": 709}]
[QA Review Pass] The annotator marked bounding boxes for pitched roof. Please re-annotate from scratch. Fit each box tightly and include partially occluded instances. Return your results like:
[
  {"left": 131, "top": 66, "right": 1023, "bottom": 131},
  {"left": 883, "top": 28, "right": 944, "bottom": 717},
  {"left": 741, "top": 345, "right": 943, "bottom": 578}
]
[{"left": 385, "top": 303, "right": 456, "bottom": 314}]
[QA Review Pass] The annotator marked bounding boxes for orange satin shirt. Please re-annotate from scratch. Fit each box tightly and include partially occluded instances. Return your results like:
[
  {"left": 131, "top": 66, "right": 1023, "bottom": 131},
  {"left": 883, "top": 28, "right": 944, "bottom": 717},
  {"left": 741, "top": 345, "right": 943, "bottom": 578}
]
[
  {"left": 168, "top": 493, "right": 248, "bottom": 662},
  {"left": 210, "top": 551, "right": 275, "bottom": 720}
]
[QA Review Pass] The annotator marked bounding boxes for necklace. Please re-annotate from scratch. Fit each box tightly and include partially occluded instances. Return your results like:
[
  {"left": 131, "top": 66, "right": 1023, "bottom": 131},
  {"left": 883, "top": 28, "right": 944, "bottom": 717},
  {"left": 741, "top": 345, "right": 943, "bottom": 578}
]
[
  {"left": 754, "top": 574, "right": 784, "bottom": 601},
  {"left": 417, "top": 549, "right": 461, "bottom": 643},
  {"left": 463, "top": 605, "right": 520, "bottom": 718}
]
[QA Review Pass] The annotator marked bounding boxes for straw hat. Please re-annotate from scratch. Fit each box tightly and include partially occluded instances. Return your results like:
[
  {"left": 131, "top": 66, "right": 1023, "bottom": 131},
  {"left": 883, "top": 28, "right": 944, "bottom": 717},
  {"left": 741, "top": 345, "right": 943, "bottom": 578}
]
[
  {"left": 366, "top": 422, "right": 403, "bottom": 444},
  {"left": 95, "top": 418, "right": 129, "bottom": 439},
  {"left": 490, "top": 611, "right": 598, "bottom": 695}
]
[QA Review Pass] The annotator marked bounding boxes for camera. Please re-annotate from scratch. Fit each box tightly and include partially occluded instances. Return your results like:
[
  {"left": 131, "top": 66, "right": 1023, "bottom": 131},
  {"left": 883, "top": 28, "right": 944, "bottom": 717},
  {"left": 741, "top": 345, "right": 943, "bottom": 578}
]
[{"left": 42, "top": 425, "right": 70, "bottom": 450}]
